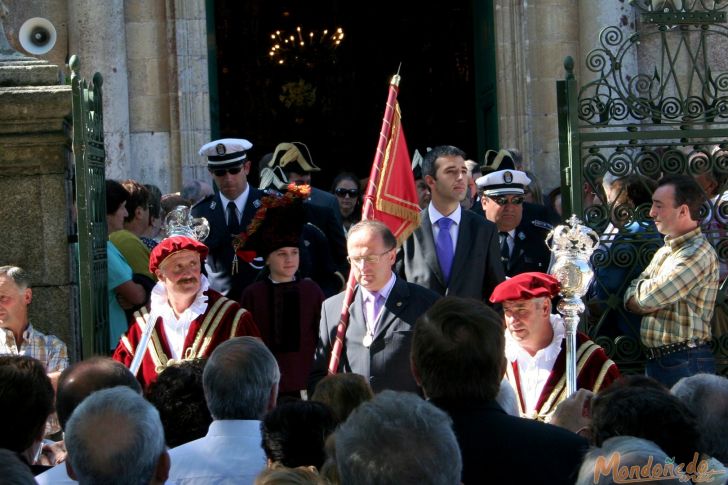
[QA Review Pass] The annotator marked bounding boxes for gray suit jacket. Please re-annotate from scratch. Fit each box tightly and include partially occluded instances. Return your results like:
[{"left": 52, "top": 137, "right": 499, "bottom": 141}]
[
  {"left": 309, "top": 276, "right": 440, "bottom": 394},
  {"left": 397, "top": 208, "right": 505, "bottom": 301}
]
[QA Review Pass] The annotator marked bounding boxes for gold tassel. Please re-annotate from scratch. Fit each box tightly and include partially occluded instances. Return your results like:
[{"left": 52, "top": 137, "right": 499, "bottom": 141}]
[{"left": 232, "top": 254, "right": 238, "bottom": 275}]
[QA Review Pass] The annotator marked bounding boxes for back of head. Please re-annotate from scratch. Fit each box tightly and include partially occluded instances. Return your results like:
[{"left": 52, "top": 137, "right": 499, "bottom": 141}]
[
  {"left": 65, "top": 386, "right": 166, "bottom": 485},
  {"left": 254, "top": 465, "right": 321, "bottom": 485},
  {"left": 333, "top": 390, "right": 462, "bottom": 485},
  {"left": 181, "top": 180, "right": 214, "bottom": 206},
  {"left": 147, "top": 359, "right": 212, "bottom": 448},
  {"left": 56, "top": 356, "right": 142, "bottom": 430},
  {"left": 203, "top": 337, "right": 280, "bottom": 420},
  {"left": 422, "top": 145, "right": 466, "bottom": 179},
  {"left": 590, "top": 385, "right": 701, "bottom": 465},
  {"left": 577, "top": 436, "right": 683, "bottom": 485},
  {"left": 261, "top": 401, "right": 336, "bottom": 469},
  {"left": 105, "top": 179, "right": 129, "bottom": 215},
  {"left": 412, "top": 297, "right": 505, "bottom": 401},
  {"left": 311, "top": 373, "right": 374, "bottom": 424},
  {"left": 672, "top": 373, "right": 728, "bottom": 463},
  {"left": 0, "top": 355, "right": 53, "bottom": 453},
  {"left": 0, "top": 449, "right": 36, "bottom": 485}
]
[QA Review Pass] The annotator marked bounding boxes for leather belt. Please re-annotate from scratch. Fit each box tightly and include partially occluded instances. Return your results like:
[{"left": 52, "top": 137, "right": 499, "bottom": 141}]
[{"left": 644, "top": 339, "right": 710, "bottom": 360}]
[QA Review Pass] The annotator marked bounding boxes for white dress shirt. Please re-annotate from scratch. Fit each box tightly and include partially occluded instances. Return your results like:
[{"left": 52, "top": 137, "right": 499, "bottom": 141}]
[
  {"left": 219, "top": 185, "right": 250, "bottom": 224},
  {"left": 505, "top": 314, "right": 566, "bottom": 414}
]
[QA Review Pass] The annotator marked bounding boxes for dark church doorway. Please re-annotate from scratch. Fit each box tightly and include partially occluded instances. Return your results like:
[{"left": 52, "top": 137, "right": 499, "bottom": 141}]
[{"left": 207, "top": 0, "right": 497, "bottom": 188}]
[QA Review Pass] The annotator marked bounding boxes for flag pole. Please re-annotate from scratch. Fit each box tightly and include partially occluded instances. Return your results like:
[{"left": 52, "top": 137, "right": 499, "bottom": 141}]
[{"left": 327, "top": 74, "right": 402, "bottom": 375}]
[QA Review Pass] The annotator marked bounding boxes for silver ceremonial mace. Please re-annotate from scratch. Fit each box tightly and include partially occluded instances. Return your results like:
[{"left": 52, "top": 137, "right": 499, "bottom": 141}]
[{"left": 547, "top": 214, "right": 599, "bottom": 396}]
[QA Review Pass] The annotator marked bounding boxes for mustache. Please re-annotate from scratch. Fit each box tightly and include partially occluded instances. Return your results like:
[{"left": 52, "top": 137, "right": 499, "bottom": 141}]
[{"left": 178, "top": 277, "right": 198, "bottom": 285}]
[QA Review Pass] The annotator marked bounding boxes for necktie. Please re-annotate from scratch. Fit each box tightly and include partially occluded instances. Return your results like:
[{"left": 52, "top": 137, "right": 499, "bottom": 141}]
[
  {"left": 499, "top": 231, "right": 510, "bottom": 271},
  {"left": 227, "top": 201, "right": 240, "bottom": 235},
  {"left": 436, "top": 217, "right": 454, "bottom": 283}
]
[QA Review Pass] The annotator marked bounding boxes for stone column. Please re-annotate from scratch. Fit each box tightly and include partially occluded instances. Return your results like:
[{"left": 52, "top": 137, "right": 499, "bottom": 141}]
[
  {"left": 125, "top": 0, "right": 173, "bottom": 192},
  {"left": 0, "top": 49, "right": 75, "bottom": 355},
  {"left": 173, "top": 0, "right": 211, "bottom": 188},
  {"left": 68, "top": 0, "right": 131, "bottom": 181},
  {"left": 494, "top": 0, "right": 580, "bottom": 192}
]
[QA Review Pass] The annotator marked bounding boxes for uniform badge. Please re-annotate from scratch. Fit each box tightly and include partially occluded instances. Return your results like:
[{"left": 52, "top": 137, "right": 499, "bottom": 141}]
[
  {"left": 503, "top": 171, "right": 513, "bottom": 184},
  {"left": 532, "top": 219, "right": 553, "bottom": 230},
  {"left": 253, "top": 199, "right": 262, "bottom": 208},
  {"left": 518, "top": 231, "right": 526, "bottom": 240},
  {"left": 210, "top": 201, "right": 216, "bottom": 210},
  {"left": 215, "top": 143, "right": 226, "bottom": 155}
]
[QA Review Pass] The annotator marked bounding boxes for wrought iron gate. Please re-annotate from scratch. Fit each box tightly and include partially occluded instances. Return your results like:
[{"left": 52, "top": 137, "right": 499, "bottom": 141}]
[
  {"left": 70, "top": 55, "right": 109, "bottom": 357},
  {"left": 557, "top": 1, "right": 728, "bottom": 376}
]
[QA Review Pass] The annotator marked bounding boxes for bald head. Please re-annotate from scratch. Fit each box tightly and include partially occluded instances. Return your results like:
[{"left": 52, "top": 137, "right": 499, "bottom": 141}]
[{"left": 56, "top": 357, "right": 141, "bottom": 429}]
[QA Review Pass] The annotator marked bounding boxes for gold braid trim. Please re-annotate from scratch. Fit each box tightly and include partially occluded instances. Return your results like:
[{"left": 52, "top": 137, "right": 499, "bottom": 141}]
[
  {"left": 538, "top": 342, "right": 600, "bottom": 421},
  {"left": 120, "top": 335, "right": 134, "bottom": 356},
  {"left": 592, "top": 358, "right": 616, "bottom": 393},
  {"left": 197, "top": 299, "right": 235, "bottom": 358},
  {"left": 229, "top": 307, "right": 249, "bottom": 339},
  {"left": 187, "top": 296, "right": 229, "bottom": 358}
]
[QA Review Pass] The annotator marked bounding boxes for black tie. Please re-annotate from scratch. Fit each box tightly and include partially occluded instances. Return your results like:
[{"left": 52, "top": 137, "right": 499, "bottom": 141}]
[
  {"left": 227, "top": 201, "right": 240, "bottom": 235},
  {"left": 499, "top": 232, "right": 510, "bottom": 270}
]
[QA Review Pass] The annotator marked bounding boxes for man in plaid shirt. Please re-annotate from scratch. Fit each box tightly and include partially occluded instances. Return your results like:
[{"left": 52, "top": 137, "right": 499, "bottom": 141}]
[
  {"left": 0, "top": 266, "right": 68, "bottom": 380},
  {"left": 625, "top": 174, "right": 719, "bottom": 387}
]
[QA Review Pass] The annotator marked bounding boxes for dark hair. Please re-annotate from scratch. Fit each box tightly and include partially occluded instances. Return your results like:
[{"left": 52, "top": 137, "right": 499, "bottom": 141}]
[
  {"left": 348, "top": 220, "right": 397, "bottom": 250},
  {"left": 261, "top": 400, "right": 336, "bottom": 469},
  {"left": 56, "top": 357, "right": 142, "bottom": 429},
  {"left": 331, "top": 172, "right": 361, "bottom": 194},
  {"left": 421, "top": 145, "right": 466, "bottom": 179},
  {"left": 657, "top": 174, "right": 706, "bottom": 221},
  {"left": 0, "top": 356, "right": 54, "bottom": 452},
  {"left": 145, "top": 184, "right": 163, "bottom": 220},
  {"left": 106, "top": 179, "right": 129, "bottom": 215},
  {"left": 311, "top": 373, "right": 374, "bottom": 424},
  {"left": 121, "top": 179, "right": 151, "bottom": 224},
  {"left": 613, "top": 174, "right": 657, "bottom": 207},
  {"left": 0, "top": 449, "right": 35, "bottom": 484},
  {"left": 590, "top": 385, "right": 701, "bottom": 465},
  {"left": 411, "top": 297, "right": 505, "bottom": 401},
  {"left": 146, "top": 359, "right": 212, "bottom": 448}
]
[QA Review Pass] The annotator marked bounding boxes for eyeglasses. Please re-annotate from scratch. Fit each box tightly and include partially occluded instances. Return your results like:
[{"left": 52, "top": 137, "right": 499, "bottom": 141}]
[
  {"left": 335, "top": 188, "right": 359, "bottom": 198},
  {"left": 487, "top": 195, "right": 525, "bottom": 206},
  {"left": 211, "top": 167, "right": 243, "bottom": 177},
  {"left": 346, "top": 248, "right": 394, "bottom": 266}
]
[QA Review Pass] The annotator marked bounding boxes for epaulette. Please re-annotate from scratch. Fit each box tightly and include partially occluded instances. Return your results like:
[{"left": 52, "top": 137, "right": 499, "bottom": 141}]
[
  {"left": 192, "top": 193, "right": 216, "bottom": 210},
  {"left": 532, "top": 219, "right": 553, "bottom": 230}
]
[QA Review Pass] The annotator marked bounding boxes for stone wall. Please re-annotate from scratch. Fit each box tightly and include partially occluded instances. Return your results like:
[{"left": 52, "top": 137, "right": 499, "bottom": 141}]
[{"left": 0, "top": 58, "right": 76, "bottom": 357}]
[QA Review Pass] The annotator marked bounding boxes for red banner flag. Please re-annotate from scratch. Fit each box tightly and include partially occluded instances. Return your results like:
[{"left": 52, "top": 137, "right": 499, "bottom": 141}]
[
  {"left": 328, "top": 74, "right": 420, "bottom": 375},
  {"left": 368, "top": 102, "right": 421, "bottom": 245}
]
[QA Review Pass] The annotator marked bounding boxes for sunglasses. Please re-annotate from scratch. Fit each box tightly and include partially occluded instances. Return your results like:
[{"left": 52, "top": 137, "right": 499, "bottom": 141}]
[
  {"left": 335, "top": 188, "right": 359, "bottom": 198},
  {"left": 488, "top": 195, "right": 525, "bottom": 206},
  {"left": 211, "top": 167, "right": 243, "bottom": 177}
]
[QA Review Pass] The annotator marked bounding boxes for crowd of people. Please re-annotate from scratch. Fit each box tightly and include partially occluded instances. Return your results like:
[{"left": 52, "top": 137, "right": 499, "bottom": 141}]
[{"left": 1, "top": 138, "right": 727, "bottom": 484}]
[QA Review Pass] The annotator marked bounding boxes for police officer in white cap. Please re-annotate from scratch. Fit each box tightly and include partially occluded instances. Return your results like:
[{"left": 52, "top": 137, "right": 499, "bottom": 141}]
[
  {"left": 191, "top": 138, "right": 265, "bottom": 297},
  {"left": 476, "top": 169, "right": 552, "bottom": 277}
]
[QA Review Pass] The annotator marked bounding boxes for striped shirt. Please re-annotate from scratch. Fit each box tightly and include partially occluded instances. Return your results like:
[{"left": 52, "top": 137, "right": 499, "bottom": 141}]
[
  {"left": 624, "top": 227, "right": 718, "bottom": 348},
  {"left": 0, "top": 323, "right": 68, "bottom": 372}
]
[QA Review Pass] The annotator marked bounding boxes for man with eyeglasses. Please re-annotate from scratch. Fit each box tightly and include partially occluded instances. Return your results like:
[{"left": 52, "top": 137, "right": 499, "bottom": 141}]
[
  {"left": 309, "top": 220, "right": 440, "bottom": 394},
  {"left": 192, "top": 138, "right": 265, "bottom": 297},
  {"left": 477, "top": 169, "right": 552, "bottom": 277},
  {"left": 398, "top": 145, "right": 505, "bottom": 301}
]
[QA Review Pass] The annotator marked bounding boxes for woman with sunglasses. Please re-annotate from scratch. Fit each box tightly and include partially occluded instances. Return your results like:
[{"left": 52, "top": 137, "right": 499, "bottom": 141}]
[{"left": 331, "top": 172, "right": 362, "bottom": 237}]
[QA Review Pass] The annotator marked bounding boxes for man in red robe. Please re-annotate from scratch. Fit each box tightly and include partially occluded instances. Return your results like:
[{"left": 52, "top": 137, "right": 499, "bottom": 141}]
[
  {"left": 490, "top": 272, "right": 620, "bottom": 422},
  {"left": 113, "top": 236, "right": 259, "bottom": 388}
]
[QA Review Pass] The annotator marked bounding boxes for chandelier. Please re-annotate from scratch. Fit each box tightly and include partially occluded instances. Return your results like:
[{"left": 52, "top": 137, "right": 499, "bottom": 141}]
[{"left": 268, "top": 26, "right": 345, "bottom": 66}]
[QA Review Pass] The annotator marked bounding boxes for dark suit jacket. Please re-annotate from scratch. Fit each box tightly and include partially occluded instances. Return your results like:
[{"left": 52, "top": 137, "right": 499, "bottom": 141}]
[
  {"left": 432, "top": 398, "right": 588, "bottom": 485},
  {"left": 506, "top": 216, "right": 553, "bottom": 277},
  {"left": 309, "top": 187, "right": 344, "bottom": 228},
  {"left": 309, "top": 277, "right": 440, "bottom": 394},
  {"left": 191, "top": 187, "right": 264, "bottom": 297},
  {"left": 397, "top": 208, "right": 505, "bottom": 301}
]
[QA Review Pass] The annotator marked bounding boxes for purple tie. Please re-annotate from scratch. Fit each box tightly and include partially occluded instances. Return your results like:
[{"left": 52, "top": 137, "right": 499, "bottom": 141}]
[
  {"left": 436, "top": 217, "right": 454, "bottom": 283},
  {"left": 366, "top": 292, "right": 384, "bottom": 330}
]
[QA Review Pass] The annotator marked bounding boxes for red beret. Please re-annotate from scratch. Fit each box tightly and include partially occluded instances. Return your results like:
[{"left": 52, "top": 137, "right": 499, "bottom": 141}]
[
  {"left": 149, "top": 236, "right": 209, "bottom": 274},
  {"left": 489, "top": 272, "right": 561, "bottom": 303}
]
